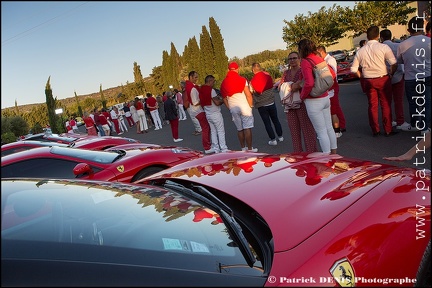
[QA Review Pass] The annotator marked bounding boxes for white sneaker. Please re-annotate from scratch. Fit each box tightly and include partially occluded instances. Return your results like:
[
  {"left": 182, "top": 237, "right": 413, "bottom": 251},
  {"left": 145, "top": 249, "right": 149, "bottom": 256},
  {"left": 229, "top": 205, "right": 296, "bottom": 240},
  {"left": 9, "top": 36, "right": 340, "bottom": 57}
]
[
  {"left": 268, "top": 139, "right": 277, "bottom": 146},
  {"left": 392, "top": 121, "right": 397, "bottom": 127},
  {"left": 278, "top": 136, "right": 284, "bottom": 142},
  {"left": 154, "top": 127, "right": 159, "bottom": 130},
  {"left": 173, "top": 138, "right": 183, "bottom": 142},
  {"left": 221, "top": 149, "right": 231, "bottom": 153},
  {"left": 241, "top": 147, "right": 248, "bottom": 152},
  {"left": 204, "top": 148, "right": 216, "bottom": 154},
  {"left": 401, "top": 125, "right": 419, "bottom": 132},
  {"left": 335, "top": 132, "right": 343, "bottom": 138},
  {"left": 396, "top": 122, "right": 411, "bottom": 130},
  {"left": 248, "top": 148, "right": 258, "bottom": 152},
  {"left": 118, "top": 132, "right": 123, "bottom": 135}
]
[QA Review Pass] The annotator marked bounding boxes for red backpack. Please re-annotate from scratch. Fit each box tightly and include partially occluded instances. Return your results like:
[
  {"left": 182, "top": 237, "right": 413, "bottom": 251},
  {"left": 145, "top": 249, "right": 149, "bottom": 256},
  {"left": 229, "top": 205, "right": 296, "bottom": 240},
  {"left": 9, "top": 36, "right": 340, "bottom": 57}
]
[{"left": 182, "top": 89, "right": 190, "bottom": 109}]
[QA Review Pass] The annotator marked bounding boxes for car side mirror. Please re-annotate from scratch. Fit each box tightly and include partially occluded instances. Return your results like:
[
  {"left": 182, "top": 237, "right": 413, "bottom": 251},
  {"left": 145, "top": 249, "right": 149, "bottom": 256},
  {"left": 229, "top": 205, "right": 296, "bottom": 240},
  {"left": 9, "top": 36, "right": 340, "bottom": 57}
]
[{"left": 73, "top": 163, "right": 94, "bottom": 176}]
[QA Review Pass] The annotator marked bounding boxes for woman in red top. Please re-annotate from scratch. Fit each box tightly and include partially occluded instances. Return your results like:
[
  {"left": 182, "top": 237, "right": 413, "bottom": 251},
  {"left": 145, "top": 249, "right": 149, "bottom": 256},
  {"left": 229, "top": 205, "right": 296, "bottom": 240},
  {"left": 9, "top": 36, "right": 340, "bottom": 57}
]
[
  {"left": 298, "top": 39, "right": 337, "bottom": 155},
  {"left": 135, "top": 97, "right": 148, "bottom": 133},
  {"left": 279, "top": 51, "right": 317, "bottom": 153},
  {"left": 83, "top": 112, "right": 97, "bottom": 136}
]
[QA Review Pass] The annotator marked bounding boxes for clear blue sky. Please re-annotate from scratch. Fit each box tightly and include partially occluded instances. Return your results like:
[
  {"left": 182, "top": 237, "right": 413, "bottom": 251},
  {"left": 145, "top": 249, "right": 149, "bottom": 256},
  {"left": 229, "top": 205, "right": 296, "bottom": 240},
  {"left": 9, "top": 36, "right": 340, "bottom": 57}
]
[{"left": 1, "top": 1, "right": 355, "bottom": 109}]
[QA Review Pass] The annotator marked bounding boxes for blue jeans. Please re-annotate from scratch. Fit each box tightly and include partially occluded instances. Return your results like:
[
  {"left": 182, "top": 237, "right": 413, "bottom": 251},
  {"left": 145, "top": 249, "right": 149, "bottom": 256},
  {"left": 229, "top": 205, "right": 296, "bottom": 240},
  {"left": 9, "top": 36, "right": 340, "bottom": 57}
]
[
  {"left": 405, "top": 77, "right": 431, "bottom": 131},
  {"left": 257, "top": 103, "right": 283, "bottom": 140},
  {"left": 96, "top": 124, "right": 105, "bottom": 136}
]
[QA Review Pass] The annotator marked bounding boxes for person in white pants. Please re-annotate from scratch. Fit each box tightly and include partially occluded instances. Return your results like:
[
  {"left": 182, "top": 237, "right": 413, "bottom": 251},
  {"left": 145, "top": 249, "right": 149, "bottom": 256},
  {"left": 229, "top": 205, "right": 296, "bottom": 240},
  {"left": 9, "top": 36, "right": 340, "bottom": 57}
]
[
  {"left": 200, "top": 75, "right": 229, "bottom": 153},
  {"left": 118, "top": 109, "right": 129, "bottom": 133},
  {"left": 146, "top": 93, "right": 163, "bottom": 130}
]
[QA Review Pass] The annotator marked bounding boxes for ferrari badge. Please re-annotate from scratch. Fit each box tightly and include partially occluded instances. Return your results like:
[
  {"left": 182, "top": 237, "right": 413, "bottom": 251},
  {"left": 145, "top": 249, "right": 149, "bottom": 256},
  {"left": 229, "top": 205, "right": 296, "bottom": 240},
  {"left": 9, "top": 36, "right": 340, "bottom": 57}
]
[{"left": 330, "top": 258, "right": 355, "bottom": 287}]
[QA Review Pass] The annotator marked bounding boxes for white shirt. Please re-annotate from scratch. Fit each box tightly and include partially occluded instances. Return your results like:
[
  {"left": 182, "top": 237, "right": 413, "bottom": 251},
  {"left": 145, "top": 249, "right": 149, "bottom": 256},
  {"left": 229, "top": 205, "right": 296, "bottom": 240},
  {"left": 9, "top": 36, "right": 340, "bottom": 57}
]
[
  {"left": 110, "top": 110, "right": 118, "bottom": 120},
  {"left": 188, "top": 86, "right": 204, "bottom": 116},
  {"left": 397, "top": 35, "right": 431, "bottom": 81},
  {"left": 351, "top": 40, "right": 396, "bottom": 78},
  {"left": 203, "top": 88, "right": 221, "bottom": 114},
  {"left": 382, "top": 40, "right": 404, "bottom": 83},
  {"left": 324, "top": 54, "right": 337, "bottom": 97}
]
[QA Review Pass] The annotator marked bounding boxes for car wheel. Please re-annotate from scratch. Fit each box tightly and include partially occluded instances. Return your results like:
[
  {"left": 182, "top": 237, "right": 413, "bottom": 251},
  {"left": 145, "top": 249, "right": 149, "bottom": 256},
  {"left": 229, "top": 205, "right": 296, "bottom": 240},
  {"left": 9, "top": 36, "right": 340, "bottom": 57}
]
[
  {"left": 131, "top": 166, "right": 166, "bottom": 182},
  {"left": 415, "top": 240, "right": 431, "bottom": 287}
]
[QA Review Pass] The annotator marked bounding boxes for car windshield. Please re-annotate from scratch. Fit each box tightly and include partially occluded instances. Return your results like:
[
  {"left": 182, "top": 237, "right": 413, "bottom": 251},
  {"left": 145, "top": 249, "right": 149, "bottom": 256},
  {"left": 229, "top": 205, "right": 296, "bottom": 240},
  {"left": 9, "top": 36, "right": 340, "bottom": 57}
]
[
  {"left": 1, "top": 179, "right": 265, "bottom": 276},
  {"left": 50, "top": 146, "right": 121, "bottom": 163}
]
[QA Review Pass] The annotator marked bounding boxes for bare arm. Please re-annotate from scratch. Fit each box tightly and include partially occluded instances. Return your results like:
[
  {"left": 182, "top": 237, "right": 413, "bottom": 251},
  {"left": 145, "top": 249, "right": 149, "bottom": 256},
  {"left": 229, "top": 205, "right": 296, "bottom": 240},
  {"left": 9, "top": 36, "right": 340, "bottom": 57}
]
[
  {"left": 383, "top": 133, "right": 431, "bottom": 161},
  {"left": 244, "top": 85, "right": 254, "bottom": 108}
]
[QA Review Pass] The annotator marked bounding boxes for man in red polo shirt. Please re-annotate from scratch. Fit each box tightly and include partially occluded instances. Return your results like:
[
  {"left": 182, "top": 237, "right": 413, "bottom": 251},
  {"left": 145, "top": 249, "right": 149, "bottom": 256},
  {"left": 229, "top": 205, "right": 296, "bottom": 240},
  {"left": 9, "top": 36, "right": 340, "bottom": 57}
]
[
  {"left": 220, "top": 62, "right": 257, "bottom": 152},
  {"left": 186, "top": 71, "right": 213, "bottom": 154},
  {"left": 250, "top": 62, "right": 283, "bottom": 146}
]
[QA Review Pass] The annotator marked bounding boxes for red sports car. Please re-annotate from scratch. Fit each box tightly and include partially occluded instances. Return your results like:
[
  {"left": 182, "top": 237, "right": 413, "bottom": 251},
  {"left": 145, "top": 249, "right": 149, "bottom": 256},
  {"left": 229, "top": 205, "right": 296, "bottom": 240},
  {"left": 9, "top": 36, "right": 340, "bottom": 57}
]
[
  {"left": 136, "top": 152, "right": 431, "bottom": 287},
  {"left": 1, "top": 140, "right": 68, "bottom": 157},
  {"left": 2, "top": 136, "right": 141, "bottom": 156},
  {"left": 1, "top": 145, "right": 203, "bottom": 182},
  {"left": 69, "top": 136, "right": 140, "bottom": 150},
  {"left": 337, "top": 61, "right": 359, "bottom": 82},
  {"left": 20, "top": 132, "right": 89, "bottom": 144}
]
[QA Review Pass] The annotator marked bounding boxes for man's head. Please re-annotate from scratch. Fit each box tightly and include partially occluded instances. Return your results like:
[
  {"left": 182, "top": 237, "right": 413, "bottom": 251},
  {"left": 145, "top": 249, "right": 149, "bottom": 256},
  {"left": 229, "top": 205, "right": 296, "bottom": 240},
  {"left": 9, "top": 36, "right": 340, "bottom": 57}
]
[
  {"left": 359, "top": 40, "right": 366, "bottom": 47},
  {"left": 251, "top": 62, "right": 262, "bottom": 74},
  {"left": 366, "top": 26, "right": 380, "bottom": 41},
  {"left": 188, "top": 71, "right": 199, "bottom": 83},
  {"left": 228, "top": 62, "right": 239, "bottom": 71},
  {"left": 407, "top": 16, "right": 425, "bottom": 34},
  {"left": 380, "top": 29, "right": 392, "bottom": 41},
  {"left": 204, "top": 75, "right": 216, "bottom": 86}
]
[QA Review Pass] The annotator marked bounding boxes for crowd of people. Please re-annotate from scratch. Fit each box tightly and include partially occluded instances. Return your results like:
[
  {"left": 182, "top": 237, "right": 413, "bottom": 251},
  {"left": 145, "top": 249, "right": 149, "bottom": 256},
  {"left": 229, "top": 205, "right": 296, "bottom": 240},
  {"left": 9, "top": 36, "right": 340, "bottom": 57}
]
[{"left": 70, "top": 16, "right": 430, "bottom": 160}]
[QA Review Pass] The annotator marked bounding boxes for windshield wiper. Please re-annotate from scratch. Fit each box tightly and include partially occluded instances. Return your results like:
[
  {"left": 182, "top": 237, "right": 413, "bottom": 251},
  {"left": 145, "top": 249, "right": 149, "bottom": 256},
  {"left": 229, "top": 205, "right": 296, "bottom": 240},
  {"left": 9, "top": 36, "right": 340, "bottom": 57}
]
[{"left": 164, "top": 181, "right": 256, "bottom": 267}]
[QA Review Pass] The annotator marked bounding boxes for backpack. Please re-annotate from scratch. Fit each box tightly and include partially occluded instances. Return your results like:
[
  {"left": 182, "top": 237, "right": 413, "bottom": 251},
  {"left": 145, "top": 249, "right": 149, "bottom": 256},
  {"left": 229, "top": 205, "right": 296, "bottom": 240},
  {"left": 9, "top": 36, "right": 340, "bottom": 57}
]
[
  {"left": 305, "top": 57, "right": 334, "bottom": 97},
  {"left": 182, "top": 90, "right": 190, "bottom": 109}
]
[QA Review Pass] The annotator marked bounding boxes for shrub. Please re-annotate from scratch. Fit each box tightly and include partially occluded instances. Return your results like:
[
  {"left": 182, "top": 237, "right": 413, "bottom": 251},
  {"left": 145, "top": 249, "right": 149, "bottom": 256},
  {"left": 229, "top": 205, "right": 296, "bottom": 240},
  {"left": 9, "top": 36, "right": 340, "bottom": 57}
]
[{"left": 1, "top": 132, "right": 17, "bottom": 144}]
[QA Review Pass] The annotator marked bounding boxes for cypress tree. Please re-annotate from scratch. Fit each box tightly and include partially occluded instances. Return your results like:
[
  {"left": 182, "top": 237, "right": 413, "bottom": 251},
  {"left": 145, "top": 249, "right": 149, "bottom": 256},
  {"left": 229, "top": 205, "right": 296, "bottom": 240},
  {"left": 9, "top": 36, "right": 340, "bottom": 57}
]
[
  {"left": 45, "top": 76, "right": 60, "bottom": 134},
  {"left": 199, "top": 25, "right": 214, "bottom": 83},
  {"left": 170, "top": 42, "right": 182, "bottom": 87},
  {"left": 74, "top": 91, "right": 83, "bottom": 117},
  {"left": 186, "top": 37, "right": 200, "bottom": 76},
  {"left": 133, "top": 62, "right": 145, "bottom": 96},
  {"left": 209, "top": 17, "right": 228, "bottom": 87},
  {"left": 99, "top": 84, "right": 107, "bottom": 109},
  {"left": 161, "top": 50, "right": 171, "bottom": 90}
]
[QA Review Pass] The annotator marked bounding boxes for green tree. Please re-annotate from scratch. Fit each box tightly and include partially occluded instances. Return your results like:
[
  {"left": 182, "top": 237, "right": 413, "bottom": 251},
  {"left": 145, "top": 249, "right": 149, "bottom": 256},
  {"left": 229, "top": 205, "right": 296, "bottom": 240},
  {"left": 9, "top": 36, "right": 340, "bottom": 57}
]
[
  {"left": 45, "top": 76, "right": 60, "bottom": 134},
  {"left": 8, "top": 115, "right": 29, "bottom": 138},
  {"left": 185, "top": 37, "right": 200, "bottom": 76},
  {"left": 161, "top": 50, "right": 171, "bottom": 90},
  {"left": 209, "top": 17, "right": 228, "bottom": 86},
  {"left": 99, "top": 84, "right": 107, "bottom": 109},
  {"left": 133, "top": 62, "right": 145, "bottom": 96},
  {"left": 199, "top": 25, "right": 214, "bottom": 83},
  {"left": 1, "top": 116, "right": 12, "bottom": 135},
  {"left": 282, "top": 4, "right": 351, "bottom": 49},
  {"left": 14, "top": 100, "right": 19, "bottom": 115},
  {"left": 74, "top": 91, "right": 83, "bottom": 117},
  {"left": 1, "top": 132, "right": 16, "bottom": 144},
  {"left": 345, "top": 1, "right": 417, "bottom": 37},
  {"left": 170, "top": 42, "right": 182, "bottom": 88},
  {"left": 31, "top": 122, "right": 44, "bottom": 134}
]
